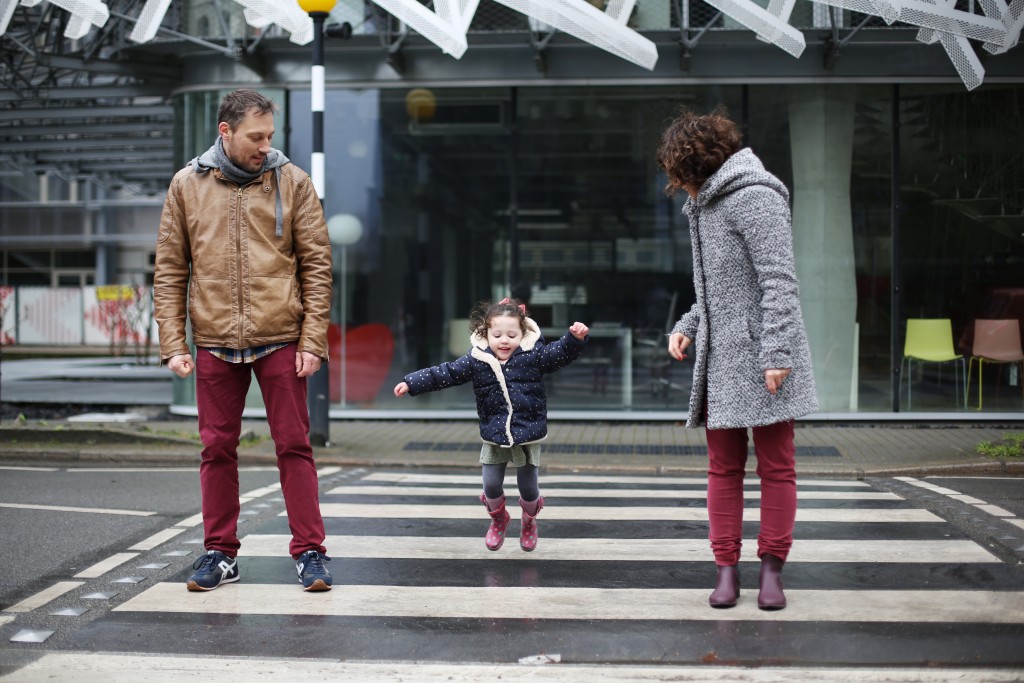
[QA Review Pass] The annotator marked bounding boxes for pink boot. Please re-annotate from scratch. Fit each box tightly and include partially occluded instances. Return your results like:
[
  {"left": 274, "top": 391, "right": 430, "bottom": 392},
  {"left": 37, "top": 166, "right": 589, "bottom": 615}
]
[
  {"left": 519, "top": 497, "right": 545, "bottom": 552},
  {"left": 480, "top": 494, "right": 511, "bottom": 551}
]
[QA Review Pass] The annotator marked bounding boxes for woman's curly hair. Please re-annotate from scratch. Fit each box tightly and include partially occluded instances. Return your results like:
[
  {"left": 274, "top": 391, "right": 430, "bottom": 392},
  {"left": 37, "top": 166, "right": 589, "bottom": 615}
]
[
  {"left": 468, "top": 299, "right": 527, "bottom": 338},
  {"left": 656, "top": 107, "right": 743, "bottom": 197}
]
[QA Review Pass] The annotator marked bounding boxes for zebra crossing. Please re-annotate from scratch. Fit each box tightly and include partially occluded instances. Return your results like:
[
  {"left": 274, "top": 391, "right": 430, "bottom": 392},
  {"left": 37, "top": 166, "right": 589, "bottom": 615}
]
[{"left": 5, "top": 468, "right": 1024, "bottom": 681}]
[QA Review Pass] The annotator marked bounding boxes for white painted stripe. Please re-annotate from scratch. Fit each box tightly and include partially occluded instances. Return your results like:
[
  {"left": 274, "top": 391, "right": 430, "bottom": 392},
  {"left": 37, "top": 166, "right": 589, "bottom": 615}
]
[
  {"left": 3, "top": 581, "right": 83, "bottom": 613},
  {"left": 5, "top": 654, "right": 1019, "bottom": 683},
  {"left": 318, "top": 466, "right": 342, "bottom": 476},
  {"left": 243, "top": 484, "right": 282, "bottom": 499},
  {"left": 0, "top": 465, "right": 60, "bottom": 472},
  {"left": 950, "top": 494, "right": 986, "bottom": 504},
  {"left": 238, "top": 535, "right": 1000, "bottom": 563},
  {"left": 313, "top": 503, "right": 943, "bottom": 523},
  {"left": 311, "top": 65, "right": 325, "bottom": 111},
  {"left": 73, "top": 552, "right": 139, "bottom": 579},
  {"left": 327, "top": 485, "right": 899, "bottom": 501},
  {"left": 364, "top": 472, "right": 870, "bottom": 487},
  {"left": 128, "top": 527, "right": 186, "bottom": 551},
  {"left": 1007, "top": 519, "right": 1024, "bottom": 530},
  {"left": 174, "top": 513, "right": 204, "bottom": 527},
  {"left": 0, "top": 502, "right": 155, "bottom": 517},
  {"left": 974, "top": 504, "right": 1015, "bottom": 517},
  {"left": 930, "top": 476, "right": 1022, "bottom": 480},
  {"left": 67, "top": 466, "right": 279, "bottom": 473},
  {"left": 0, "top": 615, "right": 14, "bottom": 627},
  {"left": 895, "top": 477, "right": 961, "bottom": 495},
  {"left": 115, "top": 583, "right": 1024, "bottom": 623},
  {"left": 311, "top": 153, "right": 325, "bottom": 199},
  {"left": 924, "top": 486, "right": 962, "bottom": 495}
]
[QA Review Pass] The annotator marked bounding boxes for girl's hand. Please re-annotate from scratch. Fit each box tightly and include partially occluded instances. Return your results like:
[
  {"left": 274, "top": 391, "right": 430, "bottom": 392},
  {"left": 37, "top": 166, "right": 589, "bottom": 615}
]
[
  {"left": 569, "top": 322, "right": 589, "bottom": 340},
  {"left": 394, "top": 381, "right": 410, "bottom": 397},
  {"left": 667, "top": 332, "right": 691, "bottom": 361}
]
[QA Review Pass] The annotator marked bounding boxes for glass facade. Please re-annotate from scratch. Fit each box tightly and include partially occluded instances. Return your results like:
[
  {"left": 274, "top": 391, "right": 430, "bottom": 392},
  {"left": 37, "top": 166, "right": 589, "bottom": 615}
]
[{"left": 166, "top": 83, "right": 1023, "bottom": 418}]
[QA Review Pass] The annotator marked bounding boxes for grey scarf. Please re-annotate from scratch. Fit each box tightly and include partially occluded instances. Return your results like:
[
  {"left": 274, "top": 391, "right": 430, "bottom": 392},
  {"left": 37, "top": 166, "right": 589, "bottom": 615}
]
[{"left": 190, "top": 138, "right": 290, "bottom": 236}]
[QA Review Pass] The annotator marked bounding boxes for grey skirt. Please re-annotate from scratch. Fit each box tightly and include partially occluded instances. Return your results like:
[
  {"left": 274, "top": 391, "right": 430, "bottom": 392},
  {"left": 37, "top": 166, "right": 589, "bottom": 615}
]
[{"left": 479, "top": 443, "right": 541, "bottom": 467}]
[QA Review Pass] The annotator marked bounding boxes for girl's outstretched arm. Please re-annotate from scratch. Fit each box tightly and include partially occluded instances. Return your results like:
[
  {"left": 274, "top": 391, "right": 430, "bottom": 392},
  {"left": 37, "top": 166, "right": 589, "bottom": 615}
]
[
  {"left": 400, "top": 355, "right": 476, "bottom": 396},
  {"left": 536, "top": 323, "right": 589, "bottom": 373}
]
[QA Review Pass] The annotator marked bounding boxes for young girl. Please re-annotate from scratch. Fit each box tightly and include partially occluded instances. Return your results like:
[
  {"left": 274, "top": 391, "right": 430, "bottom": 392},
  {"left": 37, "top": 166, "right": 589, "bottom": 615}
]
[{"left": 394, "top": 297, "right": 589, "bottom": 552}]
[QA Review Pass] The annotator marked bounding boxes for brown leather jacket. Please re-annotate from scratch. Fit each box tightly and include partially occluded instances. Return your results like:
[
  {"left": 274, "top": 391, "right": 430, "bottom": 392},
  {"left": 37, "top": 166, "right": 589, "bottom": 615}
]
[{"left": 153, "top": 163, "right": 333, "bottom": 363}]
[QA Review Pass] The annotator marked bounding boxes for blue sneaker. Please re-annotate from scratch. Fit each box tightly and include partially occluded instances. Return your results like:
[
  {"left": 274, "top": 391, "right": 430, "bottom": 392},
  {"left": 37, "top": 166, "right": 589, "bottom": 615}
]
[
  {"left": 186, "top": 550, "right": 239, "bottom": 591},
  {"left": 295, "top": 550, "right": 332, "bottom": 591}
]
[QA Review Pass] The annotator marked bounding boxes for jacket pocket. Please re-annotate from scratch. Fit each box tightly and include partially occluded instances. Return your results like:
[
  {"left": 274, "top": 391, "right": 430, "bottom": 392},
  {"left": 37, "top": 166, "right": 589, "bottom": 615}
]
[
  {"left": 188, "top": 278, "right": 234, "bottom": 339},
  {"left": 249, "top": 275, "right": 302, "bottom": 337}
]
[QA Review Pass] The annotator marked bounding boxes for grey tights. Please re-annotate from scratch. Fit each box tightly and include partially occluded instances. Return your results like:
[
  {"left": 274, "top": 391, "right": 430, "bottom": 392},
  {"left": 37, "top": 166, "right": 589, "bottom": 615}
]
[{"left": 482, "top": 463, "right": 539, "bottom": 502}]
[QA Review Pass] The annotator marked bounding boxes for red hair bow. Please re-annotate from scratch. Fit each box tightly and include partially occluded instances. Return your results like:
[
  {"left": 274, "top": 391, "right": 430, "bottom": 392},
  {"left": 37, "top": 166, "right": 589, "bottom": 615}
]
[{"left": 498, "top": 297, "right": 527, "bottom": 314}]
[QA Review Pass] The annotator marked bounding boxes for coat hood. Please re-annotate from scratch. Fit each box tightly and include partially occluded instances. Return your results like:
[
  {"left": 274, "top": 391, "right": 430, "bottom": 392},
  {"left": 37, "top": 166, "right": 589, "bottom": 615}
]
[
  {"left": 469, "top": 316, "right": 542, "bottom": 354},
  {"left": 688, "top": 147, "right": 790, "bottom": 212}
]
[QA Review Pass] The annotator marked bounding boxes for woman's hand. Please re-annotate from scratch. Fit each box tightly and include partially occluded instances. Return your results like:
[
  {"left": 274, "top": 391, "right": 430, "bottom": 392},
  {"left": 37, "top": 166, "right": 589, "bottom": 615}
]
[
  {"left": 394, "top": 381, "right": 410, "bottom": 397},
  {"left": 764, "top": 368, "right": 792, "bottom": 395},
  {"left": 667, "top": 332, "right": 691, "bottom": 361}
]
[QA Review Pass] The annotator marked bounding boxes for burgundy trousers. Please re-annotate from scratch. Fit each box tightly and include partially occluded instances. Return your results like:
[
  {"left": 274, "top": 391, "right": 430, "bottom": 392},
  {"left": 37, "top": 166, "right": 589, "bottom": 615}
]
[
  {"left": 704, "top": 419, "right": 796, "bottom": 566},
  {"left": 195, "top": 344, "right": 327, "bottom": 559}
]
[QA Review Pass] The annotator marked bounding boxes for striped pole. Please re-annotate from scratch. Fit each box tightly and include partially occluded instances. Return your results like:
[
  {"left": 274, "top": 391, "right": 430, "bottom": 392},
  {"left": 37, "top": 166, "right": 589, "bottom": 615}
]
[
  {"left": 299, "top": 1, "right": 335, "bottom": 446},
  {"left": 310, "top": 11, "right": 327, "bottom": 200}
]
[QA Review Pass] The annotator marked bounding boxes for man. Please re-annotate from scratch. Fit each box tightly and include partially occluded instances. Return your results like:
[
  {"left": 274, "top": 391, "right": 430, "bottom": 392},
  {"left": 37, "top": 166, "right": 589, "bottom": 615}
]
[{"left": 154, "top": 89, "right": 333, "bottom": 592}]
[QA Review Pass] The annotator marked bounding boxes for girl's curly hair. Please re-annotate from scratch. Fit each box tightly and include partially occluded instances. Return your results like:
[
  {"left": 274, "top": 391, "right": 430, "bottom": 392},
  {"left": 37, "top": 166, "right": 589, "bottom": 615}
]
[
  {"left": 656, "top": 107, "right": 742, "bottom": 197},
  {"left": 468, "top": 298, "right": 527, "bottom": 338}
]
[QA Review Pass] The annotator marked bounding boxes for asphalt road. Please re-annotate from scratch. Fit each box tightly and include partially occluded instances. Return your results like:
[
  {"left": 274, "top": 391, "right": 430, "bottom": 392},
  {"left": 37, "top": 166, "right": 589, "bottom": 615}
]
[{"left": 2, "top": 465, "right": 1023, "bottom": 682}]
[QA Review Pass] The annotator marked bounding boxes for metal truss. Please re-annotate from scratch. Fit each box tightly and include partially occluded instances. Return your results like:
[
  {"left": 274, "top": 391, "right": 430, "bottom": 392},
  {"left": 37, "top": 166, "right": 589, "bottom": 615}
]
[
  {"left": 2, "top": 0, "right": 1022, "bottom": 199},
  {"left": 0, "top": 0, "right": 274, "bottom": 196}
]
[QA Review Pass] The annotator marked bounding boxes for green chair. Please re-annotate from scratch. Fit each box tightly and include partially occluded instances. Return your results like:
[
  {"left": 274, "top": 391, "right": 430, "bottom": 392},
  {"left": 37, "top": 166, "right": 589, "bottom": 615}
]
[{"left": 901, "top": 318, "right": 966, "bottom": 409}]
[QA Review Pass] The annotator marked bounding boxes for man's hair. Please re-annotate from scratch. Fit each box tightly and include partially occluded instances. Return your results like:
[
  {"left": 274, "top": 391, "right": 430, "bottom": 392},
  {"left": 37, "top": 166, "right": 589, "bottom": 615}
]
[
  {"left": 656, "top": 107, "right": 743, "bottom": 197},
  {"left": 218, "top": 89, "right": 278, "bottom": 130}
]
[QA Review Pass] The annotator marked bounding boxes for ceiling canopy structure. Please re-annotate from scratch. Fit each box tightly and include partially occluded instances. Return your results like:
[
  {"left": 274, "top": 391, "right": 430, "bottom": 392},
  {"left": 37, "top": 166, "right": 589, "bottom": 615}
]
[{"left": 1, "top": 0, "right": 1021, "bottom": 197}]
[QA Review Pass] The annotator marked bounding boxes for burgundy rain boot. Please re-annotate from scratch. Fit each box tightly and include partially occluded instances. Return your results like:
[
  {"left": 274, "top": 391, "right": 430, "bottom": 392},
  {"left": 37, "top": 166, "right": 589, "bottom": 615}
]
[
  {"left": 480, "top": 494, "right": 511, "bottom": 551},
  {"left": 708, "top": 564, "right": 740, "bottom": 608},
  {"left": 519, "top": 497, "right": 545, "bottom": 552},
  {"left": 758, "top": 553, "right": 787, "bottom": 610}
]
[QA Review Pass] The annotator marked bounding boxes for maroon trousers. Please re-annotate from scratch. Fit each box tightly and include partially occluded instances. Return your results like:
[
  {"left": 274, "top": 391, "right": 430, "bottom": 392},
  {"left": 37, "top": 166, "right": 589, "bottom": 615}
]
[
  {"left": 195, "top": 344, "right": 327, "bottom": 559},
  {"left": 705, "top": 419, "right": 796, "bottom": 566}
]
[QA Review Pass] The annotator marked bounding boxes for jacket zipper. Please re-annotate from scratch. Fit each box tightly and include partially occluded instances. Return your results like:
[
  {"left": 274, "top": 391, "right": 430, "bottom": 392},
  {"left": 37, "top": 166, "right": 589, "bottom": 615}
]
[{"left": 236, "top": 185, "right": 244, "bottom": 348}]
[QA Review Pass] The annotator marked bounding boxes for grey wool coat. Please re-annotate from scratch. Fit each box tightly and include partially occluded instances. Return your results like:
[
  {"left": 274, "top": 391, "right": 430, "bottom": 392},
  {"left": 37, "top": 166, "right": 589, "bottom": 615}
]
[{"left": 672, "top": 147, "right": 818, "bottom": 429}]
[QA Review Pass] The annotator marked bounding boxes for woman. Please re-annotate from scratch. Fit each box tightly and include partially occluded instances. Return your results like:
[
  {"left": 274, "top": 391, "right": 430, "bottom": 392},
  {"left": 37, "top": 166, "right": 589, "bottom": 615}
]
[{"left": 657, "top": 109, "right": 818, "bottom": 610}]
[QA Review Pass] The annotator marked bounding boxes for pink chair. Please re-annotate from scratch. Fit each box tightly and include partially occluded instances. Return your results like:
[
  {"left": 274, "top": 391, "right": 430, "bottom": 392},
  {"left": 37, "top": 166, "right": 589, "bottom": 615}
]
[{"left": 967, "top": 319, "right": 1024, "bottom": 410}]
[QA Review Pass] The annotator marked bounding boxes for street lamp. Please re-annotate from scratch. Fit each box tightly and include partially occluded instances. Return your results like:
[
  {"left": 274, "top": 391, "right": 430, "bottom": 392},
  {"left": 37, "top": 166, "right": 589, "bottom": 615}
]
[
  {"left": 297, "top": 0, "right": 336, "bottom": 446},
  {"left": 328, "top": 214, "right": 364, "bottom": 407}
]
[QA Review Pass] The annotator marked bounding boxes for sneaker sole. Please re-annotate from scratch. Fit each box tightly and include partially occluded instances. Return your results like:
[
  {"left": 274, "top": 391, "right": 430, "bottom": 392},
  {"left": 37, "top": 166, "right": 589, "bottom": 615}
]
[
  {"left": 303, "top": 579, "right": 332, "bottom": 592},
  {"left": 186, "top": 575, "right": 240, "bottom": 592}
]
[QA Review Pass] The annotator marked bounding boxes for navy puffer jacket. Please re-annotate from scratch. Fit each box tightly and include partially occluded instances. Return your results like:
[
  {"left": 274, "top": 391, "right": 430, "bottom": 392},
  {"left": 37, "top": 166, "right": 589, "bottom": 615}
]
[{"left": 403, "top": 317, "right": 587, "bottom": 447}]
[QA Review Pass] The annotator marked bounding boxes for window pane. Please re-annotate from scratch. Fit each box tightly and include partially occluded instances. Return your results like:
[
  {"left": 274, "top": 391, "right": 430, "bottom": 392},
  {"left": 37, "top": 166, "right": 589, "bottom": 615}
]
[{"left": 900, "top": 85, "right": 1023, "bottom": 414}]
